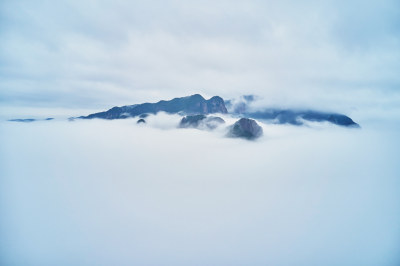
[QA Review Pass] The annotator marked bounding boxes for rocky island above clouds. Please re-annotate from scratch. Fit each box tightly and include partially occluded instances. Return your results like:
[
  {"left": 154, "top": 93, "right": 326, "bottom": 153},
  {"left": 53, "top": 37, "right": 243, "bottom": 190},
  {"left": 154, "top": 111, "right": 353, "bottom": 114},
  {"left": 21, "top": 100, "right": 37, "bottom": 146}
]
[{"left": 9, "top": 94, "right": 359, "bottom": 140}]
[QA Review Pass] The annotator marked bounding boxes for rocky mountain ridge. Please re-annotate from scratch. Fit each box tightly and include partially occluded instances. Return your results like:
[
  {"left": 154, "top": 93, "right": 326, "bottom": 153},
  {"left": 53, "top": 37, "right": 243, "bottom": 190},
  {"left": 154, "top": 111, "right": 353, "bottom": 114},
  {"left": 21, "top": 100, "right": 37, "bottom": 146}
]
[
  {"left": 77, "top": 93, "right": 359, "bottom": 128},
  {"left": 8, "top": 94, "right": 359, "bottom": 140},
  {"left": 80, "top": 94, "right": 227, "bottom": 120}
]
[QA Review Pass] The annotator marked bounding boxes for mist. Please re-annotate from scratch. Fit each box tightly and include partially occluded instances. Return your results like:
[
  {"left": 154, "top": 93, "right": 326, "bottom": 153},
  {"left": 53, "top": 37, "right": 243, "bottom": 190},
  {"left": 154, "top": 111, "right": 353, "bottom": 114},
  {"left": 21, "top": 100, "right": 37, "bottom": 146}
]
[{"left": 1, "top": 116, "right": 399, "bottom": 266}]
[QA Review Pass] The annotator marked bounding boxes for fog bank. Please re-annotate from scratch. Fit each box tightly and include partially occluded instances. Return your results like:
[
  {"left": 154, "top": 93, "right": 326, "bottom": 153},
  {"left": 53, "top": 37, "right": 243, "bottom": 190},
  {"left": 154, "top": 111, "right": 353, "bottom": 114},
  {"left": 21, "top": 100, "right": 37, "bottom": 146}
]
[{"left": 1, "top": 117, "right": 399, "bottom": 265}]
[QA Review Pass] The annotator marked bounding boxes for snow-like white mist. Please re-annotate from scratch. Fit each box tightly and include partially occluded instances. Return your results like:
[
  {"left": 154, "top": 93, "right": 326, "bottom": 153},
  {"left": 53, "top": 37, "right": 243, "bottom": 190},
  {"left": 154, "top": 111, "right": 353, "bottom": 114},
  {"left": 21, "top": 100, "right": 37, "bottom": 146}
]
[{"left": 1, "top": 116, "right": 399, "bottom": 266}]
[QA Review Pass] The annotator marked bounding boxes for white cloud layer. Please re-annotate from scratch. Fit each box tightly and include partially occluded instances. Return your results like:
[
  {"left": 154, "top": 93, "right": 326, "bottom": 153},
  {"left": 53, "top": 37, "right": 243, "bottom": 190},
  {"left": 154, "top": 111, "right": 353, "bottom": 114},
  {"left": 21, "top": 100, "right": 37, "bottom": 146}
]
[{"left": 1, "top": 118, "right": 399, "bottom": 265}]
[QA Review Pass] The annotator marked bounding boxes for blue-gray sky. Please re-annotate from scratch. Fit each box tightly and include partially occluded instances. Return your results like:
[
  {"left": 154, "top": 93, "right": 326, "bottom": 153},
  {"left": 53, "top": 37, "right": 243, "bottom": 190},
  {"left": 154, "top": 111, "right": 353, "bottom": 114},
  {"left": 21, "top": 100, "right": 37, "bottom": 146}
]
[{"left": 1, "top": 0, "right": 399, "bottom": 115}]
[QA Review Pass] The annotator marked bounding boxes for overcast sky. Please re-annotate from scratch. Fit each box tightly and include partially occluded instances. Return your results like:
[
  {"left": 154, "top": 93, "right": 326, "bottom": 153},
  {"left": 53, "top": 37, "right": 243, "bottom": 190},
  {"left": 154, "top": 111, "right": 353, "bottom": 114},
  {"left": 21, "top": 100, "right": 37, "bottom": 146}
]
[{"left": 1, "top": 0, "right": 399, "bottom": 115}]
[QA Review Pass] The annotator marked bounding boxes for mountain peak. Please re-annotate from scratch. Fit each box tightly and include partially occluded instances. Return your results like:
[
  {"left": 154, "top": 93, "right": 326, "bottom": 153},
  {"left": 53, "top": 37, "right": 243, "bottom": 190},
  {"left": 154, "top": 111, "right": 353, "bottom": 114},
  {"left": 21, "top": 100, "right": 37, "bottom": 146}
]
[{"left": 187, "top": 94, "right": 205, "bottom": 100}]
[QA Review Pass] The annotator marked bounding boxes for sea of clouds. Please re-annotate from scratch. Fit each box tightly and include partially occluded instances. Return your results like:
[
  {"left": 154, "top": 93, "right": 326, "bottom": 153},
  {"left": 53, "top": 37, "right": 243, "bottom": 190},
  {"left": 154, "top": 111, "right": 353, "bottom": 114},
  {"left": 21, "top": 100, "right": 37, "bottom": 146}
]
[
  {"left": 1, "top": 0, "right": 399, "bottom": 264},
  {"left": 1, "top": 114, "right": 399, "bottom": 266}
]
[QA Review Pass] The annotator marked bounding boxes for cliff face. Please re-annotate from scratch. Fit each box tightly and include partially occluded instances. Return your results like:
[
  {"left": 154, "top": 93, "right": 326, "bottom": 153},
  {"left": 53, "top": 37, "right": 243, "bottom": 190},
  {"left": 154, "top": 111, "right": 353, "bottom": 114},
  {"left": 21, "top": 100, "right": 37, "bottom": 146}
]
[
  {"left": 82, "top": 94, "right": 227, "bottom": 119},
  {"left": 206, "top": 96, "right": 227, "bottom": 114}
]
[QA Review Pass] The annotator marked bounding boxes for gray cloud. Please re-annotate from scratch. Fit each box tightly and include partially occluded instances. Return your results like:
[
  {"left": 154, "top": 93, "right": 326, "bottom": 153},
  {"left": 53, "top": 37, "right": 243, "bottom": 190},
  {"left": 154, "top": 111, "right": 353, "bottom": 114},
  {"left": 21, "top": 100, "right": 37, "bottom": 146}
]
[{"left": 0, "top": 0, "right": 399, "bottom": 118}]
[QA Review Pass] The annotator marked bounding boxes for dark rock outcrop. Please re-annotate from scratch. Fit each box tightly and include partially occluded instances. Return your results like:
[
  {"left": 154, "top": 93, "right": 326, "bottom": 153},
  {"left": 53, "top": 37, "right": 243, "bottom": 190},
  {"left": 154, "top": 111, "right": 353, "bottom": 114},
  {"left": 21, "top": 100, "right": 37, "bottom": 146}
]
[
  {"left": 81, "top": 94, "right": 227, "bottom": 120},
  {"left": 8, "top": 118, "right": 36, "bottom": 122},
  {"left": 8, "top": 118, "right": 54, "bottom": 122},
  {"left": 228, "top": 118, "right": 263, "bottom": 140},
  {"left": 137, "top": 119, "right": 146, "bottom": 124},
  {"left": 179, "top": 115, "right": 225, "bottom": 130}
]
